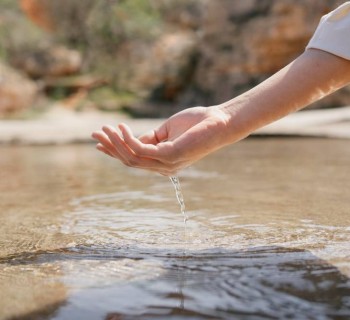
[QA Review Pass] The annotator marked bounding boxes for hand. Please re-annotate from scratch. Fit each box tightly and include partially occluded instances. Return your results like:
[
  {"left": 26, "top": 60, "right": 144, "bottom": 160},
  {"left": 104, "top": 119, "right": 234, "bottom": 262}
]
[
  {"left": 91, "top": 106, "right": 230, "bottom": 176},
  {"left": 92, "top": 49, "right": 350, "bottom": 176}
]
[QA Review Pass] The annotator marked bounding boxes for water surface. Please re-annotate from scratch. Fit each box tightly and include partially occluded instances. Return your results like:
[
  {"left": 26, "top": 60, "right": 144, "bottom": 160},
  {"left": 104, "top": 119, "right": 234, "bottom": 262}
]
[{"left": 0, "top": 138, "right": 349, "bottom": 319}]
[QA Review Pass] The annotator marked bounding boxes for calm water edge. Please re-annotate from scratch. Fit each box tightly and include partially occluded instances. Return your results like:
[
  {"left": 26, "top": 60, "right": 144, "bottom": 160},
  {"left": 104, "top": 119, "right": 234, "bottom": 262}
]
[{"left": 0, "top": 138, "right": 349, "bottom": 319}]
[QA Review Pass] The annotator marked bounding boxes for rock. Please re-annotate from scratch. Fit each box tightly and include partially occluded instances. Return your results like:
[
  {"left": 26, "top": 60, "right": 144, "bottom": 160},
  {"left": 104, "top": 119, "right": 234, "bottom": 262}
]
[
  {"left": 123, "top": 31, "right": 198, "bottom": 102},
  {"left": 120, "top": 0, "right": 350, "bottom": 111},
  {"left": 0, "top": 62, "right": 38, "bottom": 117},
  {"left": 19, "top": 0, "right": 95, "bottom": 35},
  {"left": 20, "top": 0, "right": 55, "bottom": 31},
  {"left": 12, "top": 46, "right": 82, "bottom": 78},
  {"left": 17, "top": 0, "right": 350, "bottom": 111},
  {"left": 187, "top": 0, "right": 348, "bottom": 106}
]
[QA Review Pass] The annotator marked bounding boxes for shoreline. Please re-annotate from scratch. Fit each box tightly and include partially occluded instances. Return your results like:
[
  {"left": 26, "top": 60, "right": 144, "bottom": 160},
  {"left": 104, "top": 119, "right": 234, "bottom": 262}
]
[{"left": 0, "top": 106, "right": 350, "bottom": 145}]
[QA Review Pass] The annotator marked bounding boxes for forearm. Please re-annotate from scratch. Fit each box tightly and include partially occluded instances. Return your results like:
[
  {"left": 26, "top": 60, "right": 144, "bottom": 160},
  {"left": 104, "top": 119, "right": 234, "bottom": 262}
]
[
  {"left": 218, "top": 49, "right": 350, "bottom": 144},
  {"left": 92, "top": 48, "right": 350, "bottom": 175}
]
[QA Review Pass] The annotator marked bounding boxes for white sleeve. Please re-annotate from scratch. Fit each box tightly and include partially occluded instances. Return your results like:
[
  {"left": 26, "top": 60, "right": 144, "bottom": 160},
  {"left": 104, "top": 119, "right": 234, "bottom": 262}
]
[{"left": 306, "top": 2, "right": 350, "bottom": 60}]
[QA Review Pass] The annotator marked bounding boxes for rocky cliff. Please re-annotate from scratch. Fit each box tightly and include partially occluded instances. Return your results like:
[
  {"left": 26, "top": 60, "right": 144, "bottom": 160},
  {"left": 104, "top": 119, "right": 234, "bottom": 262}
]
[{"left": 1, "top": 0, "right": 348, "bottom": 117}]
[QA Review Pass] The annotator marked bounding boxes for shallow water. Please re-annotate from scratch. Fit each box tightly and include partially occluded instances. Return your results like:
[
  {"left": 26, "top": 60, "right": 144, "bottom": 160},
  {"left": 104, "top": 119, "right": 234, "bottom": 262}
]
[{"left": 0, "top": 138, "right": 349, "bottom": 320}]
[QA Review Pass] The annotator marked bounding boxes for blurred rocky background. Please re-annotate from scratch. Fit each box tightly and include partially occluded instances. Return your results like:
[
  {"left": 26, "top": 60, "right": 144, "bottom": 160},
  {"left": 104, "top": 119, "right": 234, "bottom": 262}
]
[{"left": 0, "top": 0, "right": 348, "bottom": 119}]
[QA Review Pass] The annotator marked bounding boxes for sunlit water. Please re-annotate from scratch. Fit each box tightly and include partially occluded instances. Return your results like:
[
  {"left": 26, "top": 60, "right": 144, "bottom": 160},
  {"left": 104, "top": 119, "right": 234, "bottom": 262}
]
[{"left": 0, "top": 138, "right": 349, "bottom": 319}]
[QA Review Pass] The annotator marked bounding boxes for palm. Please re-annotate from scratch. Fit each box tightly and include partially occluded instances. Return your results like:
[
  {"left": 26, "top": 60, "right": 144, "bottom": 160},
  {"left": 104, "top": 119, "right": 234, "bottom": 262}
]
[
  {"left": 92, "top": 105, "right": 228, "bottom": 175},
  {"left": 148, "top": 106, "right": 229, "bottom": 167},
  {"left": 163, "top": 107, "right": 209, "bottom": 142}
]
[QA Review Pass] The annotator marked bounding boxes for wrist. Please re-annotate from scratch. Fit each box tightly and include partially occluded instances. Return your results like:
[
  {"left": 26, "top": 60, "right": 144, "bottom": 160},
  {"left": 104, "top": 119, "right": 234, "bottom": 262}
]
[{"left": 215, "top": 97, "right": 253, "bottom": 144}]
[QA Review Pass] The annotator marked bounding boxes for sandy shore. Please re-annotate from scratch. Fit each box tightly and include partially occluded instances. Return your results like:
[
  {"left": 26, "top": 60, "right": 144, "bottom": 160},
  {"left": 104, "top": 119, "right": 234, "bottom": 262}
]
[{"left": 0, "top": 106, "right": 350, "bottom": 145}]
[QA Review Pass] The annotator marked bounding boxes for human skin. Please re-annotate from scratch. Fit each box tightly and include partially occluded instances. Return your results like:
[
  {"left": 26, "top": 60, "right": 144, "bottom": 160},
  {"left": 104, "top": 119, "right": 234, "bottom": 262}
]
[{"left": 92, "top": 49, "right": 350, "bottom": 176}]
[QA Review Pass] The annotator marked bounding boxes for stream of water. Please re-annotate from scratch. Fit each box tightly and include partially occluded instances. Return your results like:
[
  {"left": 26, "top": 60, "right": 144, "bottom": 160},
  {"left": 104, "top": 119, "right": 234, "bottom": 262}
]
[{"left": 169, "top": 176, "right": 188, "bottom": 226}]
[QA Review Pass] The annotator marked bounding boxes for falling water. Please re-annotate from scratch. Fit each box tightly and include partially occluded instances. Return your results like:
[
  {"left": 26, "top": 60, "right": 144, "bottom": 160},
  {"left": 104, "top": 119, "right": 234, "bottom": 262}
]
[{"left": 169, "top": 176, "right": 188, "bottom": 226}]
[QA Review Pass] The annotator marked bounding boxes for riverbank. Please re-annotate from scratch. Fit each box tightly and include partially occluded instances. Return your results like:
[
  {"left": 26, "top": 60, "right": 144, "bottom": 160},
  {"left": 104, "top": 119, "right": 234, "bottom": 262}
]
[{"left": 0, "top": 105, "right": 350, "bottom": 145}]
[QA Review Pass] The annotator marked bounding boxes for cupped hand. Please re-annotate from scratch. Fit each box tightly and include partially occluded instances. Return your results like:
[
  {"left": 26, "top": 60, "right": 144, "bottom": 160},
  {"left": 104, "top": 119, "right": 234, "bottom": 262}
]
[{"left": 91, "top": 106, "right": 230, "bottom": 176}]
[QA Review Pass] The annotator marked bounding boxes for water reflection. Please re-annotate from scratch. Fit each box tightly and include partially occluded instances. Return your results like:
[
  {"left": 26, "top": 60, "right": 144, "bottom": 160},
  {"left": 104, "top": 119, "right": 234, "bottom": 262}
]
[{"left": 1, "top": 246, "right": 350, "bottom": 319}]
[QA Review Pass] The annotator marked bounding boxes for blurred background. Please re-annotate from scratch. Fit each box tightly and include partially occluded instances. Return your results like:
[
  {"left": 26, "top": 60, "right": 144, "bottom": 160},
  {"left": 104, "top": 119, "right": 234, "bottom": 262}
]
[{"left": 0, "top": 0, "right": 349, "bottom": 120}]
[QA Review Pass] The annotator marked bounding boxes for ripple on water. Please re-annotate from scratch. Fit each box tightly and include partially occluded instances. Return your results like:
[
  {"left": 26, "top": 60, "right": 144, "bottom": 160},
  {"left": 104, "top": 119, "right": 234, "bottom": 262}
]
[
  {"left": 33, "top": 189, "right": 348, "bottom": 319},
  {"left": 2, "top": 222, "right": 349, "bottom": 319},
  {"left": 3, "top": 245, "right": 347, "bottom": 319},
  {"left": 1, "top": 140, "right": 350, "bottom": 319},
  {"left": 62, "top": 191, "right": 350, "bottom": 254}
]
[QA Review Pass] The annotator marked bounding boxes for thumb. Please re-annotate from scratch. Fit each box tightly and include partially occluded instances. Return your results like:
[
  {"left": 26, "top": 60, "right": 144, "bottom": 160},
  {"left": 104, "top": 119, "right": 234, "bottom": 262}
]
[{"left": 138, "top": 122, "right": 168, "bottom": 145}]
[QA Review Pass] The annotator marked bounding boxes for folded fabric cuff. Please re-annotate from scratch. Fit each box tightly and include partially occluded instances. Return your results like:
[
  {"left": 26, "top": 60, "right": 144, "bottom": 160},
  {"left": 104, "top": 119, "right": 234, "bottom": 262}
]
[{"left": 306, "top": 2, "right": 350, "bottom": 60}]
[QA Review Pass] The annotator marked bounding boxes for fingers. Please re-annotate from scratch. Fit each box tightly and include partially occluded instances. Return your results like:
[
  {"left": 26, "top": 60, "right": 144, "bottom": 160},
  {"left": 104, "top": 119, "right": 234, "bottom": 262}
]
[
  {"left": 100, "top": 125, "right": 142, "bottom": 167},
  {"left": 119, "top": 123, "right": 174, "bottom": 162},
  {"left": 93, "top": 125, "right": 179, "bottom": 173},
  {"left": 96, "top": 143, "right": 114, "bottom": 157},
  {"left": 138, "top": 123, "right": 168, "bottom": 144},
  {"left": 91, "top": 130, "right": 125, "bottom": 160},
  {"left": 118, "top": 123, "right": 156, "bottom": 155},
  {"left": 92, "top": 124, "right": 186, "bottom": 175},
  {"left": 138, "top": 129, "right": 159, "bottom": 144}
]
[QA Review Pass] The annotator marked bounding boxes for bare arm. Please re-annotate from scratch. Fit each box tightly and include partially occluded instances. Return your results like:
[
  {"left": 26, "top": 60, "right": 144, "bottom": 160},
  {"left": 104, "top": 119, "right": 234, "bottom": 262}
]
[
  {"left": 92, "top": 49, "right": 350, "bottom": 175},
  {"left": 219, "top": 48, "right": 350, "bottom": 144}
]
